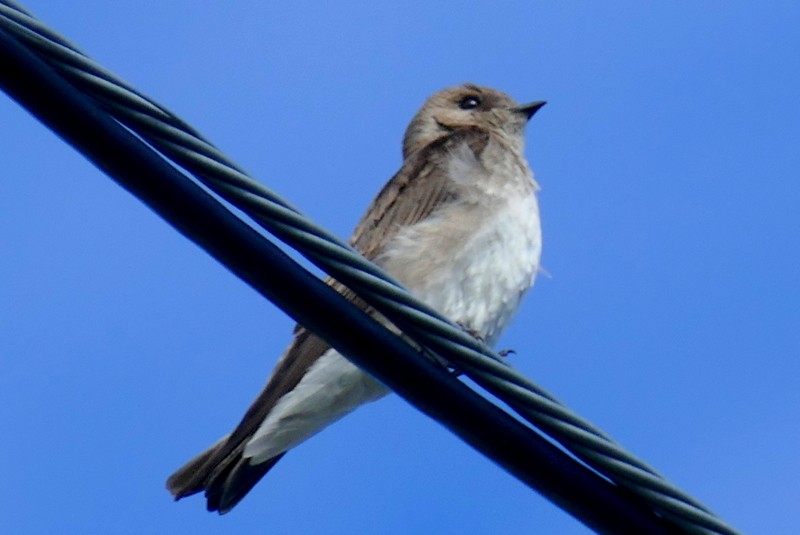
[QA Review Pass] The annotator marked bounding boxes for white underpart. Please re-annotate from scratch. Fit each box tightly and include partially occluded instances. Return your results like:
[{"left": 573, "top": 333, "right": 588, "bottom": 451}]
[
  {"left": 244, "top": 348, "right": 388, "bottom": 462},
  {"left": 244, "top": 140, "right": 541, "bottom": 463},
  {"left": 384, "top": 140, "right": 542, "bottom": 346}
]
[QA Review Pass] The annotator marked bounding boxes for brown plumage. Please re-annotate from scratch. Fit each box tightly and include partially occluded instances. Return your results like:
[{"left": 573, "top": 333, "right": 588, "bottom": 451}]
[{"left": 166, "top": 84, "right": 544, "bottom": 513}]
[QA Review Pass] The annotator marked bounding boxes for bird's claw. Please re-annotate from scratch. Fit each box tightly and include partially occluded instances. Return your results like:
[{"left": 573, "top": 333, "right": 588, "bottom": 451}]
[{"left": 457, "top": 322, "right": 484, "bottom": 343}]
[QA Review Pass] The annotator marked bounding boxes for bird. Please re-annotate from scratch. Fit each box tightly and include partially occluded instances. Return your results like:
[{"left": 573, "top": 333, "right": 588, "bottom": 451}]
[{"left": 166, "top": 83, "right": 546, "bottom": 513}]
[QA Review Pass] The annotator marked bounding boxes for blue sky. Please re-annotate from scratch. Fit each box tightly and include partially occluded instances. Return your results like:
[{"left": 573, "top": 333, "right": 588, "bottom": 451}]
[{"left": 2, "top": 2, "right": 798, "bottom": 534}]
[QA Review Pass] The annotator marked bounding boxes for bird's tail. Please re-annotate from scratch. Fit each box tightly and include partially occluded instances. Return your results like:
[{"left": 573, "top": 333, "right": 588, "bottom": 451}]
[
  {"left": 166, "top": 434, "right": 286, "bottom": 514},
  {"left": 166, "top": 435, "right": 229, "bottom": 500}
]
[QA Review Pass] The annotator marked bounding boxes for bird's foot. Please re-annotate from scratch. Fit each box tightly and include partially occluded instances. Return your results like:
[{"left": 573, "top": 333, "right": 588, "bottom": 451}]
[{"left": 457, "top": 322, "right": 484, "bottom": 343}]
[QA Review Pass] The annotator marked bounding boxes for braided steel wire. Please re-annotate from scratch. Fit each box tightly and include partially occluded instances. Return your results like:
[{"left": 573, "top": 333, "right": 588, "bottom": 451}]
[{"left": 0, "top": 2, "right": 739, "bottom": 533}]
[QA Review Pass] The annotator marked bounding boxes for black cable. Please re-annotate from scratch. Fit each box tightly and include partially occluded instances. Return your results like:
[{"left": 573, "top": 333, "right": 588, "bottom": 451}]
[
  {"left": 0, "top": 23, "right": 689, "bottom": 535},
  {"left": 0, "top": 4, "right": 742, "bottom": 533}
]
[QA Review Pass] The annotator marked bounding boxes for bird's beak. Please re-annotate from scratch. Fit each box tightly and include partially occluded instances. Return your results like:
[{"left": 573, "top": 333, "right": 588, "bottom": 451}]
[{"left": 512, "top": 100, "right": 547, "bottom": 121}]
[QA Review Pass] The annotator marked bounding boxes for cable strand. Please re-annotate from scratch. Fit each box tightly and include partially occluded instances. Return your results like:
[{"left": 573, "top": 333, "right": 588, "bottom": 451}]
[{"left": 0, "top": 3, "right": 739, "bottom": 533}]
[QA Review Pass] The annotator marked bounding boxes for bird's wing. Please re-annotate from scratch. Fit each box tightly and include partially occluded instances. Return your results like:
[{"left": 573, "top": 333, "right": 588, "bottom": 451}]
[
  {"left": 348, "top": 126, "right": 490, "bottom": 260},
  {"left": 166, "top": 127, "right": 491, "bottom": 513}
]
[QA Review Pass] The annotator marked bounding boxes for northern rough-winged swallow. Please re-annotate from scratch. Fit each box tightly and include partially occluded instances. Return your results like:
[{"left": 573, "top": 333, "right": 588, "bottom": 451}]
[{"left": 167, "top": 83, "right": 546, "bottom": 513}]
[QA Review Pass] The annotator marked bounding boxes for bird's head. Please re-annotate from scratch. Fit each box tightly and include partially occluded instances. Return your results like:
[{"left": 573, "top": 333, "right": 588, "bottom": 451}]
[{"left": 402, "top": 83, "right": 545, "bottom": 159}]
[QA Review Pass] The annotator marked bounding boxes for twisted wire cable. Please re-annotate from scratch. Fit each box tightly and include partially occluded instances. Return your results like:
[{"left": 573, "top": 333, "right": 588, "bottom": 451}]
[{"left": 0, "top": 2, "right": 739, "bottom": 533}]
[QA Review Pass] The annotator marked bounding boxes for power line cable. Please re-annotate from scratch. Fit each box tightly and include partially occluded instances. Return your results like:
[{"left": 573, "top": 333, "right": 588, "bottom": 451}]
[{"left": 0, "top": 3, "right": 739, "bottom": 534}]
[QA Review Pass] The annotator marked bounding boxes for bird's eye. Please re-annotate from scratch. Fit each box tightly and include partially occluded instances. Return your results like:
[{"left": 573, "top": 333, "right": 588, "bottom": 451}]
[{"left": 459, "top": 96, "right": 481, "bottom": 110}]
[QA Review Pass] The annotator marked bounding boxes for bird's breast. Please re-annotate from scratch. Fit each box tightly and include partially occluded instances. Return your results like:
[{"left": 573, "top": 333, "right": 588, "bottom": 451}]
[{"left": 378, "top": 187, "right": 541, "bottom": 346}]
